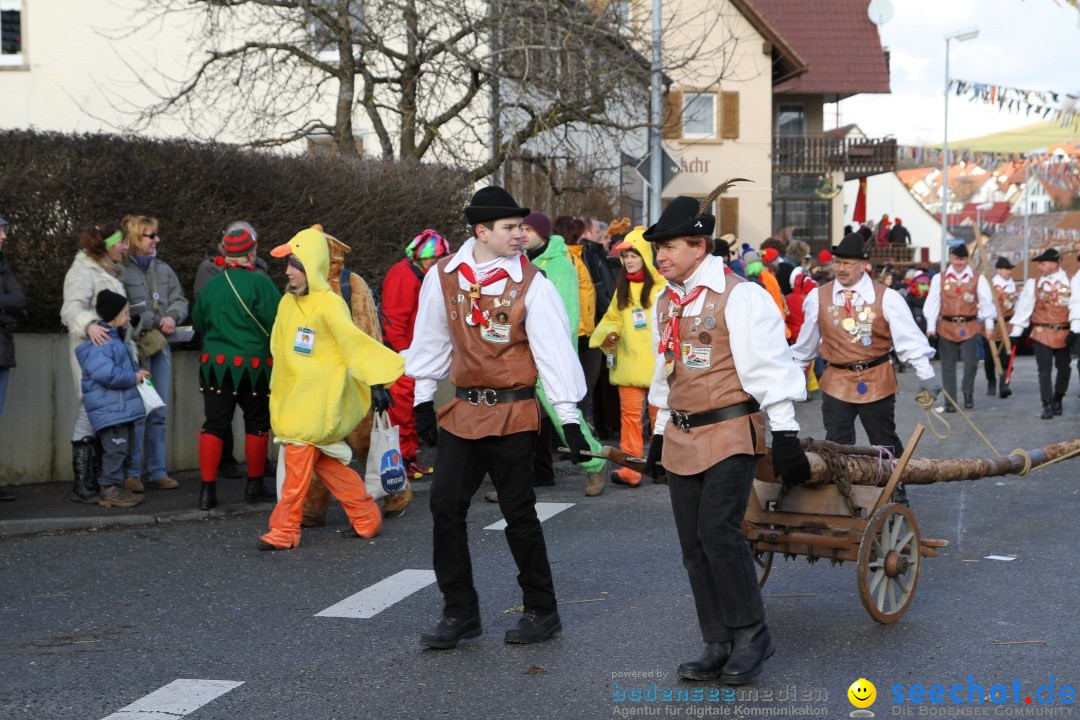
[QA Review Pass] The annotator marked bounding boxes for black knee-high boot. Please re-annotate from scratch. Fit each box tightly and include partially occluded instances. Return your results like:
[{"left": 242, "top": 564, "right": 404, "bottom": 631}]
[{"left": 70, "top": 438, "right": 99, "bottom": 503}]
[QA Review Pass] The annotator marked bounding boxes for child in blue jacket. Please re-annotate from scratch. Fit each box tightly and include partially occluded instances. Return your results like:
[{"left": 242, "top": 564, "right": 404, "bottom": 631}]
[{"left": 75, "top": 290, "right": 149, "bottom": 508}]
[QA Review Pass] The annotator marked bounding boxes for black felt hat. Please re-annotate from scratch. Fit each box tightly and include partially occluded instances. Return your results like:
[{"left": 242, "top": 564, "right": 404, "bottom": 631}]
[
  {"left": 995, "top": 256, "right": 1015, "bottom": 270},
  {"left": 949, "top": 243, "right": 969, "bottom": 258},
  {"left": 464, "top": 186, "right": 530, "bottom": 225},
  {"left": 642, "top": 196, "right": 715, "bottom": 242},
  {"left": 1032, "top": 247, "right": 1060, "bottom": 263},
  {"left": 831, "top": 233, "right": 870, "bottom": 260}
]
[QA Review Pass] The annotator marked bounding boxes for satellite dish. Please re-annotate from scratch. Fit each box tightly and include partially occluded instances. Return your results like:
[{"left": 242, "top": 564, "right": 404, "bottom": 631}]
[{"left": 868, "top": 0, "right": 894, "bottom": 25}]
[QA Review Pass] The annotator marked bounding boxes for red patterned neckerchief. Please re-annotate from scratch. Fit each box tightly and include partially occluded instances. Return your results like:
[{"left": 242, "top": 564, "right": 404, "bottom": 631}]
[
  {"left": 457, "top": 255, "right": 527, "bottom": 327},
  {"left": 657, "top": 285, "right": 706, "bottom": 358}
]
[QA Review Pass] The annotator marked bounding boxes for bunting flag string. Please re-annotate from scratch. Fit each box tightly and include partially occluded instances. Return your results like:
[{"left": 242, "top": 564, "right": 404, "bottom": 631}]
[
  {"left": 896, "top": 145, "right": 1079, "bottom": 172},
  {"left": 948, "top": 78, "right": 1080, "bottom": 131}
]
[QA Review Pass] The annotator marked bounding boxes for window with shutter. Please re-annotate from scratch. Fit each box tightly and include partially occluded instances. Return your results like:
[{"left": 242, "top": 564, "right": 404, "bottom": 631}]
[
  {"left": 0, "top": 0, "right": 23, "bottom": 67},
  {"left": 662, "top": 90, "right": 683, "bottom": 139},
  {"left": 720, "top": 197, "right": 739, "bottom": 237},
  {"left": 721, "top": 91, "right": 739, "bottom": 139}
]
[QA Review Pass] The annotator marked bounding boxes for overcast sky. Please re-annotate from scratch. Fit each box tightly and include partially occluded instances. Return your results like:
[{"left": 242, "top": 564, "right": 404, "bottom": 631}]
[{"left": 826, "top": 0, "right": 1080, "bottom": 145}]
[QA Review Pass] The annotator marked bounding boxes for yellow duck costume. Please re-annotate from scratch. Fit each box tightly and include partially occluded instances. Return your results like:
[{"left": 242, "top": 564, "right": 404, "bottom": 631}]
[{"left": 260, "top": 226, "right": 404, "bottom": 550}]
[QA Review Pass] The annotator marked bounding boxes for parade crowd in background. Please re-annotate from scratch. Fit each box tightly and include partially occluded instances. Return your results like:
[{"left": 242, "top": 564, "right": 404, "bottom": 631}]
[{"left": 0, "top": 189, "right": 1079, "bottom": 683}]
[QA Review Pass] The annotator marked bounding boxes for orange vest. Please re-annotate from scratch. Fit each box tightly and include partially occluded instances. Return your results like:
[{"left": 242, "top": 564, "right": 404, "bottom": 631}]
[
  {"left": 1031, "top": 277, "right": 1071, "bottom": 350},
  {"left": 817, "top": 281, "right": 898, "bottom": 404},
  {"left": 937, "top": 272, "right": 980, "bottom": 342}
]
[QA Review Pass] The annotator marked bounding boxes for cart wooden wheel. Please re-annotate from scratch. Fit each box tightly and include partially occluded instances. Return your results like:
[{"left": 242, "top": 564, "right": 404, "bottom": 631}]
[
  {"left": 857, "top": 503, "right": 921, "bottom": 624},
  {"left": 754, "top": 550, "right": 773, "bottom": 588}
]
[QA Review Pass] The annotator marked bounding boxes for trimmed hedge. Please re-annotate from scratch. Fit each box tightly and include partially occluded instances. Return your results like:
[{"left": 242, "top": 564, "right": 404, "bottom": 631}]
[{"left": 0, "top": 130, "right": 471, "bottom": 332}]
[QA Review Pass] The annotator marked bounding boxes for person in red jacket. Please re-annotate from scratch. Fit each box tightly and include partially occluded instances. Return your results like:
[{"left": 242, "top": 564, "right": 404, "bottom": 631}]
[
  {"left": 785, "top": 273, "right": 818, "bottom": 343},
  {"left": 382, "top": 230, "right": 451, "bottom": 478}
]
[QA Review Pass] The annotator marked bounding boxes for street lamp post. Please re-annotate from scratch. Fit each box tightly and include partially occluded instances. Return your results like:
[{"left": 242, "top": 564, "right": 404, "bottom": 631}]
[
  {"left": 940, "top": 27, "right": 979, "bottom": 272},
  {"left": 649, "top": 0, "right": 663, "bottom": 224}
]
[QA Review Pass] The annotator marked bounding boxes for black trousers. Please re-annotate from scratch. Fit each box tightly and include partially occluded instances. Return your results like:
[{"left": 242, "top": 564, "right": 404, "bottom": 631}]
[
  {"left": 577, "top": 336, "right": 602, "bottom": 418},
  {"left": 533, "top": 417, "right": 555, "bottom": 486},
  {"left": 668, "top": 454, "right": 763, "bottom": 643},
  {"left": 430, "top": 429, "right": 556, "bottom": 618},
  {"left": 1033, "top": 341, "right": 1071, "bottom": 404},
  {"left": 201, "top": 374, "right": 270, "bottom": 438},
  {"left": 937, "top": 336, "right": 978, "bottom": 403},
  {"left": 981, "top": 337, "right": 1011, "bottom": 385},
  {"left": 821, "top": 392, "right": 903, "bottom": 455}
]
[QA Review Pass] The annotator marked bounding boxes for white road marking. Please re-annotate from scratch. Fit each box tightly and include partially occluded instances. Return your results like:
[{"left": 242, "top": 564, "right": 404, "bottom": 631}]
[
  {"left": 984, "top": 555, "right": 1016, "bottom": 562},
  {"left": 315, "top": 569, "right": 437, "bottom": 619},
  {"left": 100, "top": 679, "right": 243, "bottom": 720},
  {"left": 484, "top": 502, "right": 575, "bottom": 531}
]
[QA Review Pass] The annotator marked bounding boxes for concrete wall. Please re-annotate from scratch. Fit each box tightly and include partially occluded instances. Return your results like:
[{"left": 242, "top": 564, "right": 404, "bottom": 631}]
[{"left": 0, "top": 335, "right": 224, "bottom": 485}]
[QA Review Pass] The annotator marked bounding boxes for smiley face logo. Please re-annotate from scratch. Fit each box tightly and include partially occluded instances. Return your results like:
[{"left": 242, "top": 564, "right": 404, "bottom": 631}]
[{"left": 848, "top": 678, "right": 876, "bottom": 709}]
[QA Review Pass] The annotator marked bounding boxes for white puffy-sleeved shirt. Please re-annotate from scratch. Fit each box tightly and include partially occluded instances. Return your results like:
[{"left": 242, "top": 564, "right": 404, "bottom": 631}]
[
  {"left": 923, "top": 264, "right": 996, "bottom": 333},
  {"left": 1009, "top": 268, "right": 1080, "bottom": 335},
  {"left": 404, "top": 238, "right": 586, "bottom": 425},
  {"left": 790, "top": 272, "right": 936, "bottom": 381},
  {"left": 648, "top": 255, "right": 805, "bottom": 436}
]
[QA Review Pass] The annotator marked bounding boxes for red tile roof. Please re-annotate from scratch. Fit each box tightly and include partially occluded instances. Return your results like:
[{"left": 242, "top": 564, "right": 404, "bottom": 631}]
[{"left": 751, "top": 0, "right": 891, "bottom": 97}]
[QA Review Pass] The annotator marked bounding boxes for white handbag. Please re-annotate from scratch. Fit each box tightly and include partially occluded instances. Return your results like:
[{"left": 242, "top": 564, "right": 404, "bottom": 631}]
[
  {"left": 364, "top": 411, "right": 407, "bottom": 500},
  {"left": 137, "top": 378, "right": 166, "bottom": 413}
]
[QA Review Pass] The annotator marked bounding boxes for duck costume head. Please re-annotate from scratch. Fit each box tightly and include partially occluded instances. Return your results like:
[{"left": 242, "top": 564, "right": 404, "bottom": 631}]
[{"left": 268, "top": 225, "right": 404, "bottom": 446}]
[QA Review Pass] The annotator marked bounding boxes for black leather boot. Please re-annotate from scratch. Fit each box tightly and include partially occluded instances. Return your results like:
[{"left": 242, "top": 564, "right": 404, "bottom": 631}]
[
  {"left": 963, "top": 393, "right": 974, "bottom": 409},
  {"left": 420, "top": 614, "right": 482, "bottom": 649},
  {"left": 244, "top": 477, "right": 275, "bottom": 503},
  {"left": 987, "top": 381, "right": 996, "bottom": 396},
  {"left": 199, "top": 481, "right": 218, "bottom": 510},
  {"left": 1052, "top": 395, "right": 1063, "bottom": 416},
  {"left": 677, "top": 642, "right": 731, "bottom": 680},
  {"left": 721, "top": 621, "right": 774, "bottom": 685},
  {"left": 505, "top": 610, "right": 562, "bottom": 644},
  {"left": 1041, "top": 404, "right": 1054, "bottom": 420},
  {"left": 998, "top": 379, "right": 1012, "bottom": 399},
  {"left": 69, "top": 438, "right": 99, "bottom": 504}
]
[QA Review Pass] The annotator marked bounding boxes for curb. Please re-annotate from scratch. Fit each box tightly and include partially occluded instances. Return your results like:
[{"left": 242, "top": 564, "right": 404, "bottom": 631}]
[{"left": 0, "top": 501, "right": 275, "bottom": 539}]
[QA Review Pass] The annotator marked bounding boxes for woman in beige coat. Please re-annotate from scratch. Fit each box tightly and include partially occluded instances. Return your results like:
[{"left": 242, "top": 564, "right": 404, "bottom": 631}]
[{"left": 60, "top": 221, "right": 134, "bottom": 503}]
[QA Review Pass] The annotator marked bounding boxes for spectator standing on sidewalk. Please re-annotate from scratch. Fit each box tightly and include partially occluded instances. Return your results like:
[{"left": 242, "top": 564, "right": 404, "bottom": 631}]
[
  {"left": 120, "top": 215, "right": 187, "bottom": 493},
  {"left": 0, "top": 212, "right": 26, "bottom": 501},
  {"left": 61, "top": 221, "right": 134, "bottom": 504},
  {"left": 75, "top": 290, "right": 148, "bottom": 509}
]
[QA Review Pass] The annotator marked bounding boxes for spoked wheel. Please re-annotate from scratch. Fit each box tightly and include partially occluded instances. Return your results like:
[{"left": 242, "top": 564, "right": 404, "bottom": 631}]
[
  {"left": 857, "top": 503, "right": 921, "bottom": 623},
  {"left": 754, "top": 550, "right": 773, "bottom": 588}
]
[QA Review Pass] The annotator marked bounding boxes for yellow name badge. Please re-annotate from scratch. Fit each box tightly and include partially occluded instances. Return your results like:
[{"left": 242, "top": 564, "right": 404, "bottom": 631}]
[{"left": 294, "top": 326, "right": 315, "bottom": 355}]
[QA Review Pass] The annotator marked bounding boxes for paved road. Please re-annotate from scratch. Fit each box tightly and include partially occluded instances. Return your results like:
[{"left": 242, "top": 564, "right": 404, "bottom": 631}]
[{"left": 2, "top": 357, "right": 1078, "bottom": 719}]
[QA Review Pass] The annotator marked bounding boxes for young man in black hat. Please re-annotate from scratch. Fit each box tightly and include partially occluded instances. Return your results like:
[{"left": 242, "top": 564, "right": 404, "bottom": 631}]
[
  {"left": 405, "top": 186, "right": 588, "bottom": 649},
  {"left": 923, "top": 244, "right": 996, "bottom": 412},
  {"left": 640, "top": 196, "right": 811, "bottom": 685},
  {"left": 790, "top": 233, "right": 937, "bottom": 485},
  {"left": 1008, "top": 248, "right": 1079, "bottom": 418},
  {"left": 984, "top": 257, "right": 1019, "bottom": 398}
]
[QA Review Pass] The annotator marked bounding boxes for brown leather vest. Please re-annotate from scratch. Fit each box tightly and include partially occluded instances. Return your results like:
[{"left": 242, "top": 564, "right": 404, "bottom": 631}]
[
  {"left": 1031, "top": 277, "right": 1071, "bottom": 350},
  {"left": 991, "top": 280, "right": 1018, "bottom": 342},
  {"left": 657, "top": 277, "right": 766, "bottom": 476},
  {"left": 937, "top": 272, "right": 980, "bottom": 342},
  {"left": 817, "top": 281, "right": 899, "bottom": 404},
  {"left": 434, "top": 256, "right": 541, "bottom": 439}
]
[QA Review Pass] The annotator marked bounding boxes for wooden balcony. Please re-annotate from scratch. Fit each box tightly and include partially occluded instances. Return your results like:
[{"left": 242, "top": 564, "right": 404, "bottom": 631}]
[{"left": 773, "top": 135, "right": 897, "bottom": 179}]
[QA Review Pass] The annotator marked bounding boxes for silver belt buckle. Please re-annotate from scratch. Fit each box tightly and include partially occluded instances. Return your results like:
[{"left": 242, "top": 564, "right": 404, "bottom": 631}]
[
  {"left": 670, "top": 410, "right": 691, "bottom": 432},
  {"left": 467, "top": 388, "right": 498, "bottom": 407}
]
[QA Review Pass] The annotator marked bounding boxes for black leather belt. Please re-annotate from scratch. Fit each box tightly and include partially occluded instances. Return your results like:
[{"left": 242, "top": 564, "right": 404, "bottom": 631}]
[
  {"left": 1033, "top": 322, "right": 1069, "bottom": 331},
  {"left": 944, "top": 315, "right": 977, "bottom": 323},
  {"left": 826, "top": 352, "right": 891, "bottom": 373},
  {"left": 455, "top": 386, "right": 536, "bottom": 407},
  {"left": 669, "top": 400, "right": 759, "bottom": 432}
]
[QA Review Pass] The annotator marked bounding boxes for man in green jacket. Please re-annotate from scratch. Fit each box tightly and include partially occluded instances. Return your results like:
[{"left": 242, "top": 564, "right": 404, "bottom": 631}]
[{"left": 510, "top": 211, "right": 607, "bottom": 496}]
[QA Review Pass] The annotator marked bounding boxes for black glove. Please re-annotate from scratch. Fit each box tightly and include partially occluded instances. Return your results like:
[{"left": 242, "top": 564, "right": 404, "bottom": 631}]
[
  {"left": 642, "top": 435, "right": 664, "bottom": 479},
  {"left": 771, "top": 431, "right": 811, "bottom": 488},
  {"left": 370, "top": 384, "right": 392, "bottom": 414},
  {"left": 415, "top": 401, "right": 438, "bottom": 448},
  {"left": 560, "top": 423, "right": 587, "bottom": 464}
]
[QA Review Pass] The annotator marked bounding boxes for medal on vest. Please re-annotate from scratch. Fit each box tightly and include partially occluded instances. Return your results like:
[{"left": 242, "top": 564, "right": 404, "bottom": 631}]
[
  {"left": 681, "top": 342, "right": 712, "bottom": 369},
  {"left": 664, "top": 350, "right": 675, "bottom": 378},
  {"left": 481, "top": 322, "right": 511, "bottom": 344},
  {"left": 703, "top": 316, "right": 716, "bottom": 330},
  {"left": 293, "top": 327, "right": 315, "bottom": 355},
  {"left": 963, "top": 292, "right": 974, "bottom": 303},
  {"left": 857, "top": 381, "right": 868, "bottom": 394}
]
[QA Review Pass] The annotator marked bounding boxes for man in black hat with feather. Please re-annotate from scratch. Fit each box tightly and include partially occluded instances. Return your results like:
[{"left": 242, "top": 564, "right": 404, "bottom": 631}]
[
  {"left": 405, "top": 186, "right": 588, "bottom": 649},
  {"left": 640, "top": 196, "right": 810, "bottom": 685}
]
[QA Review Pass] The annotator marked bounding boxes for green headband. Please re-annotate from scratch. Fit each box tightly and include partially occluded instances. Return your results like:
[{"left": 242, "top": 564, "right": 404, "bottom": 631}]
[{"left": 103, "top": 230, "right": 123, "bottom": 249}]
